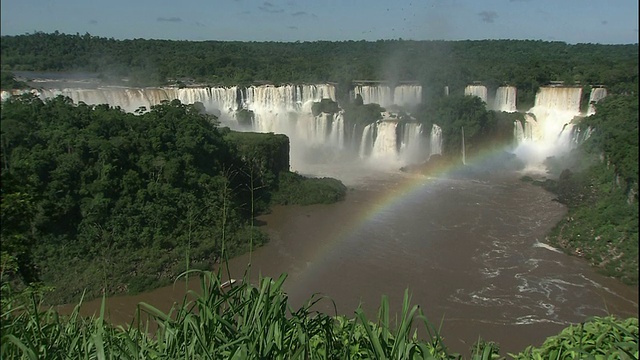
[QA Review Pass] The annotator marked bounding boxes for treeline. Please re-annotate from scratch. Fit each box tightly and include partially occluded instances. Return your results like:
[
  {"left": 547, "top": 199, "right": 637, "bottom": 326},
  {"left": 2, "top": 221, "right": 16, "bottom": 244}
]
[
  {"left": 0, "top": 94, "right": 346, "bottom": 303},
  {"left": 1, "top": 31, "right": 638, "bottom": 108}
]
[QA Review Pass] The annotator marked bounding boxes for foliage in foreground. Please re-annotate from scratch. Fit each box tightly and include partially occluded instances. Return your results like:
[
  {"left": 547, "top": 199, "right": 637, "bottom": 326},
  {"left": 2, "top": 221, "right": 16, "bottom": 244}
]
[
  {"left": 1, "top": 271, "right": 456, "bottom": 359},
  {"left": 2, "top": 267, "right": 638, "bottom": 360},
  {"left": 510, "top": 317, "right": 638, "bottom": 359}
]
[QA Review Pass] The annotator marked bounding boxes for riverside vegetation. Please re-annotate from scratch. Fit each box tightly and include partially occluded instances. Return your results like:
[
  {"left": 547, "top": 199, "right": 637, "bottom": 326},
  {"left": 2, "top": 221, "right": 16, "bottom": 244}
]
[
  {"left": 1, "top": 33, "right": 638, "bottom": 357},
  {"left": 0, "top": 94, "right": 346, "bottom": 304},
  {"left": 524, "top": 94, "right": 638, "bottom": 285}
]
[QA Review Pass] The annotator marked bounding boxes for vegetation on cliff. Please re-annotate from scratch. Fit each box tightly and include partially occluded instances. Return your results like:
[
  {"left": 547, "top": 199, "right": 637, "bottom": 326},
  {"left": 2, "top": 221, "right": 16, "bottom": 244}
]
[
  {"left": 0, "top": 94, "right": 346, "bottom": 303},
  {"left": 528, "top": 94, "right": 638, "bottom": 284}
]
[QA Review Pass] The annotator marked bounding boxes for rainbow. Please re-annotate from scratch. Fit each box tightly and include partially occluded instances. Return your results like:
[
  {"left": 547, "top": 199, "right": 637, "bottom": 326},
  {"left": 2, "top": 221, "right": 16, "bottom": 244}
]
[{"left": 286, "top": 148, "right": 515, "bottom": 289}]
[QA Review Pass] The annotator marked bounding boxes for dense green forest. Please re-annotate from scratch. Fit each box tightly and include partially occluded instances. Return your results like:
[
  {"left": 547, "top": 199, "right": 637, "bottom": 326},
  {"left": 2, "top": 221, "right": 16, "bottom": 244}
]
[
  {"left": 1, "top": 32, "right": 638, "bottom": 109},
  {"left": 0, "top": 94, "right": 346, "bottom": 303}
]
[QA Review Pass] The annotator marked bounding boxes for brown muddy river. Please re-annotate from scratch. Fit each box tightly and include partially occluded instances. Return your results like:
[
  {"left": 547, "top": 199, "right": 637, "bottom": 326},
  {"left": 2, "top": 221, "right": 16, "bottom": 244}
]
[{"left": 58, "top": 167, "right": 639, "bottom": 355}]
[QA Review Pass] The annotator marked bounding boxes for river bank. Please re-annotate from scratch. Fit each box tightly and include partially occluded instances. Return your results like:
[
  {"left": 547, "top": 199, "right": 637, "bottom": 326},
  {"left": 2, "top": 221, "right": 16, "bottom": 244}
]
[{"left": 55, "top": 169, "right": 638, "bottom": 355}]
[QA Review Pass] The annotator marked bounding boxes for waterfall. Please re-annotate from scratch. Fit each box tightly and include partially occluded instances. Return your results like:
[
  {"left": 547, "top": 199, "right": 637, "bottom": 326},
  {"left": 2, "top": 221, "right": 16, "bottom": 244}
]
[
  {"left": 359, "top": 123, "right": 374, "bottom": 159},
  {"left": 464, "top": 85, "right": 488, "bottom": 104},
  {"left": 533, "top": 86, "right": 582, "bottom": 113},
  {"left": 306, "top": 113, "right": 331, "bottom": 145},
  {"left": 12, "top": 83, "right": 348, "bottom": 171},
  {"left": 524, "top": 114, "right": 536, "bottom": 141},
  {"left": 514, "top": 86, "right": 583, "bottom": 166},
  {"left": 371, "top": 121, "right": 399, "bottom": 161},
  {"left": 430, "top": 124, "right": 443, "bottom": 156},
  {"left": 400, "top": 122, "right": 424, "bottom": 163},
  {"left": 514, "top": 120, "right": 525, "bottom": 145},
  {"left": 5, "top": 81, "right": 614, "bottom": 174},
  {"left": 352, "top": 85, "right": 392, "bottom": 107},
  {"left": 492, "top": 86, "right": 517, "bottom": 112},
  {"left": 393, "top": 85, "right": 422, "bottom": 108},
  {"left": 240, "top": 84, "right": 337, "bottom": 146},
  {"left": 20, "top": 86, "right": 242, "bottom": 116},
  {"left": 328, "top": 111, "right": 345, "bottom": 149},
  {"left": 587, "top": 87, "right": 607, "bottom": 115},
  {"left": 461, "top": 126, "right": 466, "bottom": 165},
  {"left": 177, "top": 87, "right": 240, "bottom": 114},
  {"left": 572, "top": 126, "right": 594, "bottom": 146}
]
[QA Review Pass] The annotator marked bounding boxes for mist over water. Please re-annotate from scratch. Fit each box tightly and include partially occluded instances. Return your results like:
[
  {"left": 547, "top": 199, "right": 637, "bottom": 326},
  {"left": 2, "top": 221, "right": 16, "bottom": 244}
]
[
  {"left": 8, "top": 76, "right": 636, "bottom": 354},
  {"left": 513, "top": 86, "right": 584, "bottom": 171}
]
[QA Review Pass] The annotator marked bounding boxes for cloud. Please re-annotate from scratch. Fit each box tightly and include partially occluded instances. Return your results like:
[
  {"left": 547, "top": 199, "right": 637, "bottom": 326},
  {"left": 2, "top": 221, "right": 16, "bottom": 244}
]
[
  {"left": 291, "top": 10, "right": 317, "bottom": 19},
  {"left": 478, "top": 11, "right": 498, "bottom": 23},
  {"left": 259, "top": 1, "right": 284, "bottom": 13},
  {"left": 157, "top": 17, "right": 183, "bottom": 22}
]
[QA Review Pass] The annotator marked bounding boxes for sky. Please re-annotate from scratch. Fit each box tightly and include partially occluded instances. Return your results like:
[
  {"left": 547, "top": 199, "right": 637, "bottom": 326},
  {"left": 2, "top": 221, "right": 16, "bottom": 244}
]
[{"left": 1, "top": 0, "right": 638, "bottom": 44}]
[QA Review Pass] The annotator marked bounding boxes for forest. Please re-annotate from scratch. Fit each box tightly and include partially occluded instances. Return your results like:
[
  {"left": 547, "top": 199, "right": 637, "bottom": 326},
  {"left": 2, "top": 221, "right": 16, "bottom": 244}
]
[
  {"left": 0, "top": 32, "right": 638, "bottom": 358},
  {"left": 0, "top": 94, "right": 346, "bottom": 303}
]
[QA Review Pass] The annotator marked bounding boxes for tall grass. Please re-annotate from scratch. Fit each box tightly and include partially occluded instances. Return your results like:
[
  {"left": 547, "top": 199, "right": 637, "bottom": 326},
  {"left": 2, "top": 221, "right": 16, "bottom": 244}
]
[
  {"left": 1, "top": 270, "right": 638, "bottom": 359},
  {"left": 1, "top": 269, "right": 456, "bottom": 359}
]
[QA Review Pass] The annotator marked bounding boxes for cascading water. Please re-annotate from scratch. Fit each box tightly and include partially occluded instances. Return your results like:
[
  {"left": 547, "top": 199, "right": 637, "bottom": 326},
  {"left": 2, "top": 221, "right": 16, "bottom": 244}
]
[
  {"left": 429, "top": 124, "right": 443, "bottom": 157},
  {"left": 393, "top": 85, "right": 422, "bottom": 108},
  {"left": 570, "top": 126, "right": 594, "bottom": 146},
  {"left": 5, "top": 80, "right": 607, "bottom": 174},
  {"left": 514, "top": 120, "right": 526, "bottom": 145},
  {"left": 399, "top": 122, "right": 424, "bottom": 164},
  {"left": 15, "top": 83, "right": 341, "bottom": 170},
  {"left": 464, "top": 85, "right": 488, "bottom": 104},
  {"left": 493, "top": 86, "right": 517, "bottom": 112},
  {"left": 461, "top": 126, "right": 466, "bottom": 165},
  {"left": 514, "top": 86, "right": 583, "bottom": 168},
  {"left": 370, "top": 121, "right": 399, "bottom": 163},
  {"left": 351, "top": 84, "right": 422, "bottom": 109},
  {"left": 359, "top": 123, "right": 375, "bottom": 159},
  {"left": 352, "top": 85, "right": 393, "bottom": 107},
  {"left": 28, "top": 87, "right": 241, "bottom": 116},
  {"left": 328, "top": 111, "right": 345, "bottom": 149},
  {"left": 306, "top": 113, "right": 331, "bottom": 145},
  {"left": 587, "top": 87, "right": 607, "bottom": 115}
]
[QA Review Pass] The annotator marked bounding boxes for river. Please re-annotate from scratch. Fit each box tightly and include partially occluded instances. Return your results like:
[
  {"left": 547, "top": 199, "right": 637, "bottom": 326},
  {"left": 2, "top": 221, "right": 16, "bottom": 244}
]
[{"left": 56, "top": 164, "right": 639, "bottom": 355}]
